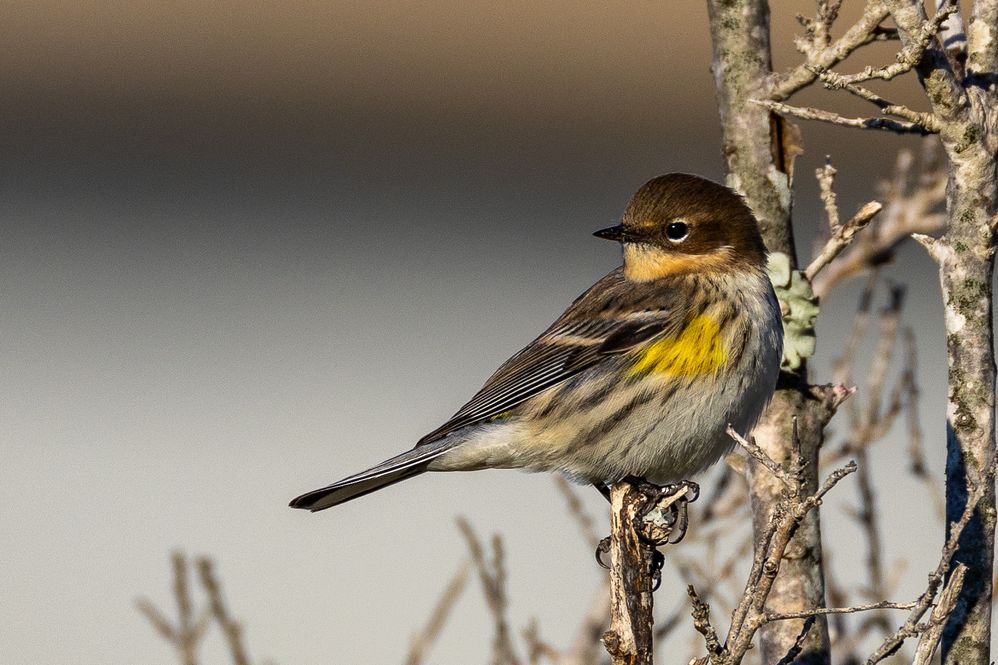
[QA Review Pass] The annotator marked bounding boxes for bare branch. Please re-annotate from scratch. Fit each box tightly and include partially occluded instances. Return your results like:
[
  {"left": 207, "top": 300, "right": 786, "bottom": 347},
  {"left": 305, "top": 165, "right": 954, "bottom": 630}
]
[
  {"left": 603, "top": 482, "right": 656, "bottom": 665},
  {"left": 806, "top": 201, "right": 883, "bottom": 281},
  {"left": 816, "top": 161, "right": 840, "bottom": 231},
  {"left": 809, "top": 67, "right": 942, "bottom": 131},
  {"left": 136, "top": 552, "right": 210, "bottom": 665},
  {"left": 523, "top": 620, "right": 561, "bottom": 665},
  {"left": 771, "top": 1, "right": 892, "bottom": 100},
  {"left": 812, "top": 144, "right": 946, "bottom": 297},
  {"left": 901, "top": 327, "right": 945, "bottom": 518},
  {"left": 763, "top": 601, "right": 917, "bottom": 623},
  {"left": 456, "top": 518, "right": 522, "bottom": 665},
  {"left": 913, "top": 564, "right": 967, "bottom": 665},
  {"left": 883, "top": 0, "right": 972, "bottom": 132},
  {"left": 721, "top": 460, "right": 857, "bottom": 664},
  {"left": 967, "top": 0, "right": 998, "bottom": 84},
  {"left": 196, "top": 557, "right": 251, "bottom": 665},
  {"left": 405, "top": 561, "right": 471, "bottom": 665},
  {"left": 688, "top": 585, "right": 726, "bottom": 662},
  {"left": 726, "top": 425, "right": 793, "bottom": 488},
  {"left": 754, "top": 100, "right": 935, "bottom": 134},
  {"left": 935, "top": 0, "right": 968, "bottom": 75},
  {"left": 865, "top": 460, "right": 997, "bottom": 665},
  {"left": 828, "top": 0, "right": 960, "bottom": 86},
  {"left": 136, "top": 598, "right": 177, "bottom": 644},
  {"left": 554, "top": 476, "right": 602, "bottom": 549},
  {"left": 562, "top": 585, "right": 611, "bottom": 665}
]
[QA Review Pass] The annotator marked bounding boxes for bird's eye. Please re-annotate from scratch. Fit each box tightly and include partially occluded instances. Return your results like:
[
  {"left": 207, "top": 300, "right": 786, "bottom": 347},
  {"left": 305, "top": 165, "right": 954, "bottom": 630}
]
[{"left": 665, "top": 221, "right": 689, "bottom": 242}]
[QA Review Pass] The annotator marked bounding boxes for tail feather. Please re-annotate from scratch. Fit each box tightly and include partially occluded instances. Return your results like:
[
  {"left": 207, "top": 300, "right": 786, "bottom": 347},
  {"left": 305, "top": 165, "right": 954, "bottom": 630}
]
[{"left": 289, "top": 438, "right": 459, "bottom": 512}]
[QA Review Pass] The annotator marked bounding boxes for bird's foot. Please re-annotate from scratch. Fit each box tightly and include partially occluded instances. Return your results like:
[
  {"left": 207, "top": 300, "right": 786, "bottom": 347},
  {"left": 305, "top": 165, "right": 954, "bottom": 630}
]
[
  {"left": 633, "top": 479, "right": 700, "bottom": 546},
  {"left": 593, "top": 478, "right": 699, "bottom": 582},
  {"left": 595, "top": 536, "right": 611, "bottom": 569}
]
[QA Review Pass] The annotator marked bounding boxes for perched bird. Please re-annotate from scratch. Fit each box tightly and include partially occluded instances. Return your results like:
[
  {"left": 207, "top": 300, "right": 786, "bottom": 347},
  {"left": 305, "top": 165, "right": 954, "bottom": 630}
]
[{"left": 290, "top": 173, "right": 783, "bottom": 512}]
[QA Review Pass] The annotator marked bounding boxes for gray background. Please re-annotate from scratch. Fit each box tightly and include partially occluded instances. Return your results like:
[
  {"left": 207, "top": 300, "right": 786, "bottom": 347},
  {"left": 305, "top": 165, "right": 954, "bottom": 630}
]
[{"left": 1, "top": 1, "right": 966, "bottom": 663}]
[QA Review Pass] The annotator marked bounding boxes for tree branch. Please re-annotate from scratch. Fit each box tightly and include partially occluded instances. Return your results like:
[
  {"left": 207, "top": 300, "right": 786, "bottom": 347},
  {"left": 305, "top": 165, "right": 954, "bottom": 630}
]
[
  {"left": 754, "top": 99, "right": 935, "bottom": 134},
  {"left": 771, "top": 1, "right": 892, "bottom": 101}
]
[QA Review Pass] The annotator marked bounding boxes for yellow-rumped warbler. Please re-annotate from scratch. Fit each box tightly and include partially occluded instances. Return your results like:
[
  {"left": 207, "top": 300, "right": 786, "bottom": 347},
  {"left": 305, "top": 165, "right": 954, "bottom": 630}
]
[{"left": 291, "top": 173, "right": 783, "bottom": 512}]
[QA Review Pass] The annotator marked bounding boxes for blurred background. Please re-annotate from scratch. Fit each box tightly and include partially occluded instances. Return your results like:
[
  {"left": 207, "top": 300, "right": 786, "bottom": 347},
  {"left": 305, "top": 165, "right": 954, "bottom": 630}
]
[{"left": 1, "top": 1, "right": 965, "bottom": 663}]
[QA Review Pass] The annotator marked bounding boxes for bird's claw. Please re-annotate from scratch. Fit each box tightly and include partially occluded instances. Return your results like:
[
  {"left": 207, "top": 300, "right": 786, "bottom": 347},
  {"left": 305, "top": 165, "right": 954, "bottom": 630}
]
[
  {"left": 595, "top": 536, "right": 612, "bottom": 569},
  {"left": 594, "top": 479, "right": 699, "bottom": 583},
  {"left": 635, "top": 479, "right": 699, "bottom": 545},
  {"left": 651, "top": 549, "right": 665, "bottom": 591}
]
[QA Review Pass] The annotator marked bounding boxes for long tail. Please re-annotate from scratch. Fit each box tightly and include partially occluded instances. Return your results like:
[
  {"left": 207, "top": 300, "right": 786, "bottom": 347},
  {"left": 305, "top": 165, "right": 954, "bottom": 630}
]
[{"left": 289, "top": 438, "right": 458, "bottom": 512}]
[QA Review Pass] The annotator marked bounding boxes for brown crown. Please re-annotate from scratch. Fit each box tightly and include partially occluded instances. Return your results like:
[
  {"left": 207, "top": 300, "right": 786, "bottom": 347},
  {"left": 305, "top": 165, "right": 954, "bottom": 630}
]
[{"left": 622, "top": 173, "right": 768, "bottom": 267}]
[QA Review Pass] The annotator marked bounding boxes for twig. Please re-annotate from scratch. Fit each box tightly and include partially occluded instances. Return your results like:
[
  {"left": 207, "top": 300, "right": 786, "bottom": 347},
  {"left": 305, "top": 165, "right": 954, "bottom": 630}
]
[
  {"left": 726, "top": 425, "right": 792, "bottom": 487},
  {"left": 136, "top": 552, "right": 210, "bottom": 665},
  {"left": 457, "top": 518, "right": 522, "bottom": 665},
  {"left": 688, "top": 585, "right": 725, "bottom": 662},
  {"left": 900, "top": 328, "right": 945, "bottom": 519},
  {"left": 562, "top": 584, "right": 611, "bottom": 665},
  {"left": 687, "top": 440, "right": 857, "bottom": 665},
  {"left": 864, "top": 460, "right": 997, "bottom": 665},
  {"left": 754, "top": 99, "right": 935, "bottom": 134},
  {"left": 763, "top": 601, "right": 917, "bottom": 623},
  {"left": 196, "top": 557, "right": 251, "bottom": 665},
  {"left": 912, "top": 564, "right": 967, "bottom": 665},
  {"left": 806, "top": 201, "right": 884, "bottom": 281},
  {"left": 824, "top": 0, "right": 959, "bottom": 86},
  {"left": 812, "top": 143, "right": 946, "bottom": 298},
  {"left": 405, "top": 561, "right": 471, "bottom": 665},
  {"left": 554, "top": 476, "right": 602, "bottom": 549},
  {"left": 771, "top": 1, "right": 892, "bottom": 100},
  {"left": 136, "top": 598, "right": 178, "bottom": 643},
  {"left": 523, "top": 620, "right": 561, "bottom": 665},
  {"left": 809, "top": 67, "right": 941, "bottom": 131}
]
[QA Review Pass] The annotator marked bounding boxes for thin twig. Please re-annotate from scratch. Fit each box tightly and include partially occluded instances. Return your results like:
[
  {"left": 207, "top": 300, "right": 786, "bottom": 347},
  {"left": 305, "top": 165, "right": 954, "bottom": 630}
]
[
  {"left": 405, "top": 561, "right": 471, "bottom": 665},
  {"left": 771, "top": 1, "right": 892, "bottom": 100},
  {"left": 197, "top": 557, "right": 251, "bottom": 665},
  {"left": 810, "top": 67, "right": 941, "bottom": 131},
  {"left": 554, "top": 476, "right": 602, "bottom": 549},
  {"left": 457, "top": 518, "right": 522, "bottom": 665},
  {"left": 865, "top": 460, "right": 997, "bottom": 665},
  {"left": 912, "top": 564, "right": 967, "bottom": 665},
  {"left": 726, "top": 425, "right": 792, "bottom": 487},
  {"left": 763, "top": 601, "right": 917, "bottom": 623},
  {"left": 754, "top": 100, "right": 935, "bottom": 134},
  {"left": 806, "top": 201, "right": 884, "bottom": 280}
]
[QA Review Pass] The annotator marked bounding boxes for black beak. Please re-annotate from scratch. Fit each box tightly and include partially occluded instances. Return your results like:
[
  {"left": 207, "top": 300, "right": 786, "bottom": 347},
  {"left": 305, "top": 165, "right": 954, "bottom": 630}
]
[{"left": 593, "top": 224, "right": 633, "bottom": 243}]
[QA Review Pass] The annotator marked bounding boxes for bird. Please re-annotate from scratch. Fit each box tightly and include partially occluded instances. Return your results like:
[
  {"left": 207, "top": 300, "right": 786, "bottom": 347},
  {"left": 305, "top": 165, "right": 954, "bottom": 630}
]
[{"left": 290, "top": 173, "right": 783, "bottom": 512}]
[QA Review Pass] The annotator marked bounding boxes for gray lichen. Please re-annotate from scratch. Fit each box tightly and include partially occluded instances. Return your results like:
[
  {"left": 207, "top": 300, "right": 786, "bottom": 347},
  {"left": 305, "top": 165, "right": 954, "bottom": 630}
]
[{"left": 767, "top": 252, "right": 819, "bottom": 371}]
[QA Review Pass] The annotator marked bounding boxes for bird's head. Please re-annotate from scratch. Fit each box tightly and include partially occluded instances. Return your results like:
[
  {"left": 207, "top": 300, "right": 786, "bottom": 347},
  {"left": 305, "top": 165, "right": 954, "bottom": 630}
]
[{"left": 594, "top": 173, "right": 768, "bottom": 282}]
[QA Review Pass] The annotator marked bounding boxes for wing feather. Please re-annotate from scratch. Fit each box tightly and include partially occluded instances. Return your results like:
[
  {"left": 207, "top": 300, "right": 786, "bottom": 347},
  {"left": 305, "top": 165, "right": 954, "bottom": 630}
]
[{"left": 416, "top": 291, "right": 681, "bottom": 446}]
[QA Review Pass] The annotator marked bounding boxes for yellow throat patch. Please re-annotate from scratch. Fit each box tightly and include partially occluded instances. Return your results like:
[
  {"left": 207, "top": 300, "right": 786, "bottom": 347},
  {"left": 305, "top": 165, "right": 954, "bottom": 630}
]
[{"left": 630, "top": 315, "right": 727, "bottom": 376}]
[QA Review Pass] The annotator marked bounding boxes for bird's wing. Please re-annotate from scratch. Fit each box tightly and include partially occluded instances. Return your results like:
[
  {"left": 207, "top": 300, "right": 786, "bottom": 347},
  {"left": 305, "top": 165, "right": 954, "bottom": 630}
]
[{"left": 416, "top": 308, "right": 677, "bottom": 445}]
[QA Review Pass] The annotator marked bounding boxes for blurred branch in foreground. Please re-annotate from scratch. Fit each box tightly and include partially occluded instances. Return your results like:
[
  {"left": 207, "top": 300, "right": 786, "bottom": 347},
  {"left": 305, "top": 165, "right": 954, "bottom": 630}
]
[{"left": 137, "top": 551, "right": 261, "bottom": 665}]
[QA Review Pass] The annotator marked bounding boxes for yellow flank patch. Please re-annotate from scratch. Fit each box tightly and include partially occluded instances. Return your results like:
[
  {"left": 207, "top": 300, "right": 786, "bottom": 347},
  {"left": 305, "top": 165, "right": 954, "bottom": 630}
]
[{"left": 629, "top": 315, "right": 727, "bottom": 376}]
